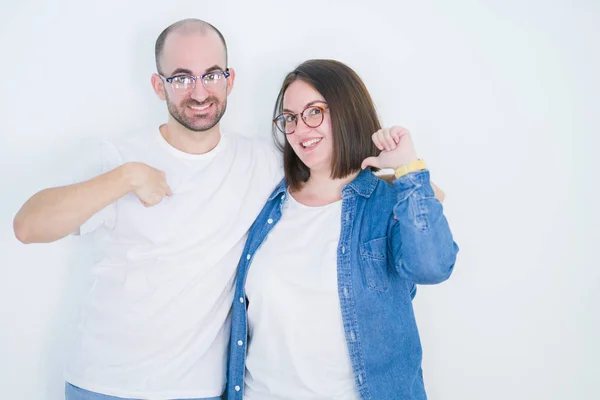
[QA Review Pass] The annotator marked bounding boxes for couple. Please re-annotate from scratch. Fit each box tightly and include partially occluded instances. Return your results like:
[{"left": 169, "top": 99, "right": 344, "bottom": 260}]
[{"left": 13, "top": 18, "right": 458, "bottom": 400}]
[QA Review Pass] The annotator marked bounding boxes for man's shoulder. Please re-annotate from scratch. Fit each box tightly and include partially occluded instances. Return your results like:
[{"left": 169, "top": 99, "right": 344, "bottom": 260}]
[
  {"left": 95, "top": 130, "right": 163, "bottom": 165},
  {"left": 104, "top": 130, "right": 155, "bottom": 152},
  {"left": 223, "top": 132, "right": 266, "bottom": 149},
  {"left": 73, "top": 131, "right": 153, "bottom": 179},
  {"left": 221, "top": 132, "right": 283, "bottom": 189},
  {"left": 222, "top": 132, "right": 279, "bottom": 159}
]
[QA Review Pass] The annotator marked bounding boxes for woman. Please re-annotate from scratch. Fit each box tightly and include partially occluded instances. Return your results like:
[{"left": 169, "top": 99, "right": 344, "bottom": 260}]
[{"left": 227, "top": 59, "right": 459, "bottom": 399}]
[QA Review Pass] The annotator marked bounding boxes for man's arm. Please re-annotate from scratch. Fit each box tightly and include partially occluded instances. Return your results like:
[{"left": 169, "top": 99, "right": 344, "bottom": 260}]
[
  {"left": 430, "top": 181, "right": 445, "bottom": 203},
  {"left": 13, "top": 162, "right": 172, "bottom": 244}
]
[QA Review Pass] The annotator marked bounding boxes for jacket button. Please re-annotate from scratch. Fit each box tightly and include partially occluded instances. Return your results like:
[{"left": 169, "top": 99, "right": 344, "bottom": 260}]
[
  {"left": 238, "top": 340, "right": 243, "bottom": 346},
  {"left": 235, "top": 385, "right": 241, "bottom": 391},
  {"left": 267, "top": 218, "right": 273, "bottom": 224}
]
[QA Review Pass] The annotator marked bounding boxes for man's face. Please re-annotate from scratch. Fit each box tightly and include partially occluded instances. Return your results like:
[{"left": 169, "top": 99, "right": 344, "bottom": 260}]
[{"left": 157, "top": 31, "right": 233, "bottom": 132}]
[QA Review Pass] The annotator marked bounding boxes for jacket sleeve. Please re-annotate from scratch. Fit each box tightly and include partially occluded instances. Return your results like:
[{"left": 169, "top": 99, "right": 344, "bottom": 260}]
[{"left": 387, "top": 170, "right": 459, "bottom": 284}]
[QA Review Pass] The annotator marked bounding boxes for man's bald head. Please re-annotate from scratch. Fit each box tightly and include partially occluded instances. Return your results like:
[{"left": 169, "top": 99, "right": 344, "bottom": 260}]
[{"left": 155, "top": 19, "right": 228, "bottom": 74}]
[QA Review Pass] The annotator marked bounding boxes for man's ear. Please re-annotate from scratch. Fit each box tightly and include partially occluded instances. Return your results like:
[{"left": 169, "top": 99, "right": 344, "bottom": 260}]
[
  {"left": 151, "top": 73, "right": 167, "bottom": 101},
  {"left": 225, "top": 67, "right": 236, "bottom": 96}
]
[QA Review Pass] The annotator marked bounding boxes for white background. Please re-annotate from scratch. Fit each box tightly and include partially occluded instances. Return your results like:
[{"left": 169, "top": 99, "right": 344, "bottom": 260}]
[{"left": 1, "top": 0, "right": 598, "bottom": 399}]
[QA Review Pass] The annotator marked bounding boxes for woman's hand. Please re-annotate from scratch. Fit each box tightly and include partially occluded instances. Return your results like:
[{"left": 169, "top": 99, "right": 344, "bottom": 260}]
[{"left": 361, "top": 126, "right": 419, "bottom": 170}]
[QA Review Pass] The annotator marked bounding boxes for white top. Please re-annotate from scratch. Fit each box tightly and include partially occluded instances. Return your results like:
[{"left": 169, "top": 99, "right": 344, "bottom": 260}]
[
  {"left": 64, "top": 130, "right": 282, "bottom": 399},
  {"left": 244, "top": 191, "right": 360, "bottom": 400}
]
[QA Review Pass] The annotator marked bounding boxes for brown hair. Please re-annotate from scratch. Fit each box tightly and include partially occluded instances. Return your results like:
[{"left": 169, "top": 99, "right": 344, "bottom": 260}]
[{"left": 272, "top": 59, "right": 381, "bottom": 190}]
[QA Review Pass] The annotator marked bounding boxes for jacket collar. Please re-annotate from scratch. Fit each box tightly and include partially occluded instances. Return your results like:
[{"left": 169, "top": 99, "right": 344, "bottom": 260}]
[
  {"left": 268, "top": 169, "right": 379, "bottom": 202},
  {"left": 343, "top": 168, "right": 379, "bottom": 198},
  {"left": 268, "top": 179, "right": 288, "bottom": 201}
]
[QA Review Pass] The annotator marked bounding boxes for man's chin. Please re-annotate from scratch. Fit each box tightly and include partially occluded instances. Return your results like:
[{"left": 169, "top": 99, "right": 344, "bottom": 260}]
[
  {"left": 175, "top": 114, "right": 219, "bottom": 132},
  {"left": 186, "top": 120, "right": 220, "bottom": 133}
]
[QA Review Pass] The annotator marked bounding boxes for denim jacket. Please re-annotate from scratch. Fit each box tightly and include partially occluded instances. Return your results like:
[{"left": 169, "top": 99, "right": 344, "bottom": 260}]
[{"left": 226, "top": 169, "right": 459, "bottom": 399}]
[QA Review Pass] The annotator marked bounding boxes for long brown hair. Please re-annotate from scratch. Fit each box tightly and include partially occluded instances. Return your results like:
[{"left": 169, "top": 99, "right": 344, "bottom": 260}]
[{"left": 272, "top": 59, "right": 381, "bottom": 190}]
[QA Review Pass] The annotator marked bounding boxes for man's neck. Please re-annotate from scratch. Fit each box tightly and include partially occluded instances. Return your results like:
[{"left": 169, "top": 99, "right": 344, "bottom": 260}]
[{"left": 160, "top": 119, "right": 221, "bottom": 155}]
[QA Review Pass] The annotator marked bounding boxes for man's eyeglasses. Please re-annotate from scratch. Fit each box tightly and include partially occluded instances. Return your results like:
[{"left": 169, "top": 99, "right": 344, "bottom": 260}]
[
  {"left": 160, "top": 69, "right": 231, "bottom": 93},
  {"left": 273, "top": 105, "right": 328, "bottom": 135}
]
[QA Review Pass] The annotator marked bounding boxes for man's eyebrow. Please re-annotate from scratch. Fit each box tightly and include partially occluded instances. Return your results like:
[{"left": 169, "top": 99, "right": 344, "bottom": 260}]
[
  {"left": 167, "top": 65, "right": 226, "bottom": 77},
  {"left": 169, "top": 68, "right": 193, "bottom": 76},
  {"left": 283, "top": 100, "right": 327, "bottom": 113},
  {"left": 203, "top": 65, "right": 226, "bottom": 73}
]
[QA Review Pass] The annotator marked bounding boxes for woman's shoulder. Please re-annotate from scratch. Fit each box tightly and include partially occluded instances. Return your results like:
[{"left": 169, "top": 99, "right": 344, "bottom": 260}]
[{"left": 371, "top": 173, "right": 397, "bottom": 199}]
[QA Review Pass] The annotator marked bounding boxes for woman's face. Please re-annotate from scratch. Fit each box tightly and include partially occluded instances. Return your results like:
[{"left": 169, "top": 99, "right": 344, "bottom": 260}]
[{"left": 282, "top": 80, "right": 333, "bottom": 174}]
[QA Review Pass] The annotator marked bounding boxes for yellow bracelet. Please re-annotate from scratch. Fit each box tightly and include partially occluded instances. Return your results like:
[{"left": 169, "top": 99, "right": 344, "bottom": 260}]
[{"left": 394, "top": 159, "right": 427, "bottom": 179}]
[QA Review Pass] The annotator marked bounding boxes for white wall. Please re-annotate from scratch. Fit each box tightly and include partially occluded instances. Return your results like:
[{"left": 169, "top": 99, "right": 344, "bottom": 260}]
[{"left": 1, "top": 0, "right": 598, "bottom": 399}]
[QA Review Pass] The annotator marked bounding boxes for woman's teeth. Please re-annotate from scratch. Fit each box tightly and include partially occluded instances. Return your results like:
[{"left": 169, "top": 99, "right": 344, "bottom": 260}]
[{"left": 301, "top": 138, "right": 322, "bottom": 148}]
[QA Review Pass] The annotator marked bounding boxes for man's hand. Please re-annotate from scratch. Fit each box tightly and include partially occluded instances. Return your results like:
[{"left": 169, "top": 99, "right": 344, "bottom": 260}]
[{"left": 126, "top": 162, "right": 173, "bottom": 207}]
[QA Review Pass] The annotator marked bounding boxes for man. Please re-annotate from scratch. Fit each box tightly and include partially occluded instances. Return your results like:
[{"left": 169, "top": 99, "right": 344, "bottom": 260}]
[{"left": 14, "top": 19, "right": 281, "bottom": 399}]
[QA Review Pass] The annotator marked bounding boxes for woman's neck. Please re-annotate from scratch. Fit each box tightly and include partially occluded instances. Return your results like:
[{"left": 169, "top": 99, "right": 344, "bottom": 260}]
[{"left": 290, "top": 168, "right": 360, "bottom": 207}]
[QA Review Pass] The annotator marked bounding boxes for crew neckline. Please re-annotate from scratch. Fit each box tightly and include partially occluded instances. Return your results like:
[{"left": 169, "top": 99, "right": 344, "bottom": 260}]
[
  {"left": 155, "top": 127, "right": 227, "bottom": 161},
  {"left": 286, "top": 188, "right": 342, "bottom": 210}
]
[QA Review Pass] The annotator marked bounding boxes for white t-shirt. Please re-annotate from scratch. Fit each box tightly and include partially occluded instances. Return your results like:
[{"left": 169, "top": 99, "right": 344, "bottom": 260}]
[
  {"left": 64, "top": 129, "right": 282, "bottom": 399},
  {"left": 244, "top": 190, "right": 360, "bottom": 400}
]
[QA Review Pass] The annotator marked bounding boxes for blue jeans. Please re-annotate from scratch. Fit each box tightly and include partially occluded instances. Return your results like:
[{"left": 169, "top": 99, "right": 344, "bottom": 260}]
[{"left": 65, "top": 383, "right": 223, "bottom": 400}]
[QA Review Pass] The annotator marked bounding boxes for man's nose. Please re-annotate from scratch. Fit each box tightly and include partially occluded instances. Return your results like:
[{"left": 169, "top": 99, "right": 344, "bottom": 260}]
[{"left": 190, "top": 79, "right": 210, "bottom": 102}]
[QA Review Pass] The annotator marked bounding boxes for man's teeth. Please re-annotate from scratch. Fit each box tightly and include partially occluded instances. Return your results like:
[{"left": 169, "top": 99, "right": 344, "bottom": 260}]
[
  {"left": 190, "top": 104, "right": 210, "bottom": 110},
  {"left": 301, "top": 138, "right": 321, "bottom": 148}
]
